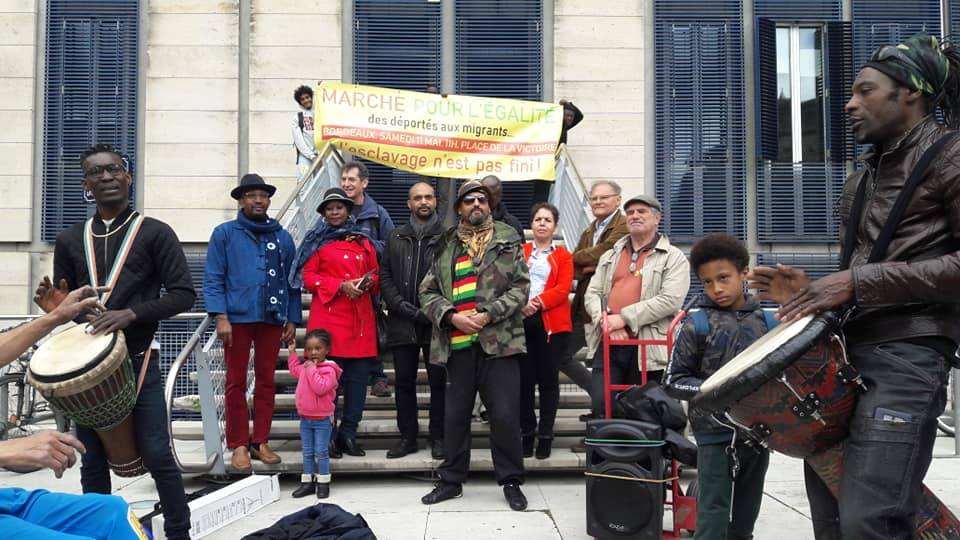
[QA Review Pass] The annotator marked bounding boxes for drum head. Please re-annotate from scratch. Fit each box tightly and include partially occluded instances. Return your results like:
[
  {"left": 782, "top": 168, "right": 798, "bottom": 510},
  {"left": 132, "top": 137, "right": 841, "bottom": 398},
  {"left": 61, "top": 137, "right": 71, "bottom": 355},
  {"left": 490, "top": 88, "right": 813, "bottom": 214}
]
[
  {"left": 691, "top": 311, "right": 840, "bottom": 416},
  {"left": 29, "top": 324, "right": 117, "bottom": 383}
]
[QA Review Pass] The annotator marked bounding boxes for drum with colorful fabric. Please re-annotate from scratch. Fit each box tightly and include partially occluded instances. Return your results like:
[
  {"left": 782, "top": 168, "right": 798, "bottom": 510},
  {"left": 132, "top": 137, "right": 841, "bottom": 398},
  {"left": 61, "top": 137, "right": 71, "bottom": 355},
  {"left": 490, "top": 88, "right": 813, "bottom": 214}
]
[
  {"left": 692, "top": 311, "right": 960, "bottom": 538},
  {"left": 26, "top": 323, "right": 146, "bottom": 477},
  {"left": 692, "top": 312, "right": 858, "bottom": 457}
]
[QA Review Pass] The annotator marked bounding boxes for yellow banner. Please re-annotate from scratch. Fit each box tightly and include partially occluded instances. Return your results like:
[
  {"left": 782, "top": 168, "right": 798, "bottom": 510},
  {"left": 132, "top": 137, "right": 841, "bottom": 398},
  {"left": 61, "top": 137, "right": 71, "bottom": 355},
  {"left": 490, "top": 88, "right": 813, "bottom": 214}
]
[{"left": 315, "top": 82, "right": 563, "bottom": 181}]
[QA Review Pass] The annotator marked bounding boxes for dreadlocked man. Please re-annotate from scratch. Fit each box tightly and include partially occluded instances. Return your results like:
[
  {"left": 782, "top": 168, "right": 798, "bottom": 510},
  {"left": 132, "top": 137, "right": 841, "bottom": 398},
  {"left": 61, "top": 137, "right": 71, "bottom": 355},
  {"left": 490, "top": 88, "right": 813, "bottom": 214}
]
[{"left": 749, "top": 33, "right": 960, "bottom": 538}]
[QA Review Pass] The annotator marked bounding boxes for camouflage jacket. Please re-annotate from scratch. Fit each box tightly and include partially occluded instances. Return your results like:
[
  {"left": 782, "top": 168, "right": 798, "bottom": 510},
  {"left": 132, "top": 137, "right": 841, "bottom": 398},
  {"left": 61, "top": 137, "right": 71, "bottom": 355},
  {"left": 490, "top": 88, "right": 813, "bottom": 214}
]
[
  {"left": 418, "top": 221, "right": 529, "bottom": 365},
  {"left": 663, "top": 295, "right": 772, "bottom": 444}
]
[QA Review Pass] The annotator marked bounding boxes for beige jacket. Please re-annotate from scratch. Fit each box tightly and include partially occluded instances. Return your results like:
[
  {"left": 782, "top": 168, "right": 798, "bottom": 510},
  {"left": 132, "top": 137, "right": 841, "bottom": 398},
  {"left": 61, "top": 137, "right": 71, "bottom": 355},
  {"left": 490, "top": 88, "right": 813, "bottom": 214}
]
[{"left": 584, "top": 233, "right": 690, "bottom": 370}]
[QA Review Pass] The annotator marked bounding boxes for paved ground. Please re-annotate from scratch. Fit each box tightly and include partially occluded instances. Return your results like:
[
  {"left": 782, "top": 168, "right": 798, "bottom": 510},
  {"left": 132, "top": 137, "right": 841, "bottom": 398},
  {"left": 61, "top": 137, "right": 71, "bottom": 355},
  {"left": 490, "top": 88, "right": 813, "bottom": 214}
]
[{"left": 4, "top": 436, "right": 960, "bottom": 539}]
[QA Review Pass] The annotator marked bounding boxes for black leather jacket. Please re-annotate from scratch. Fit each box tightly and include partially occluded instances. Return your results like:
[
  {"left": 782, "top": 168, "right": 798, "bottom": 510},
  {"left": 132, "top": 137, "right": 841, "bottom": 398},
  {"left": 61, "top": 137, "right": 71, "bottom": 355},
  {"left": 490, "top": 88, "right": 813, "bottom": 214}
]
[
  {"left": 380, "top": 216, "right": 445, "bottom": 347},
  {"left": 841, "top": 117, "right": 960, "bottom": 347}
]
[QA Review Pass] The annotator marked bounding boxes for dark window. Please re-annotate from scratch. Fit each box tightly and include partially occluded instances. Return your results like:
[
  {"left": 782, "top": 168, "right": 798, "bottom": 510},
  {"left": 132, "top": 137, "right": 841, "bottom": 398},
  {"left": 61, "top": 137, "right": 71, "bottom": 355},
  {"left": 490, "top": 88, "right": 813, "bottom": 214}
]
[{"left": 42, "top": 0, "right": 138, "bottom": 241}]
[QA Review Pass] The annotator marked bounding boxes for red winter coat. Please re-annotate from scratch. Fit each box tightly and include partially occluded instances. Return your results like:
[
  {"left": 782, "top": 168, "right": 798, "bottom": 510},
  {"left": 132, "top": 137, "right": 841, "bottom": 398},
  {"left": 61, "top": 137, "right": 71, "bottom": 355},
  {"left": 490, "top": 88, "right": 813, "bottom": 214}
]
[{"left": 303, "top": 237, "right": 379, "bottom": 358}]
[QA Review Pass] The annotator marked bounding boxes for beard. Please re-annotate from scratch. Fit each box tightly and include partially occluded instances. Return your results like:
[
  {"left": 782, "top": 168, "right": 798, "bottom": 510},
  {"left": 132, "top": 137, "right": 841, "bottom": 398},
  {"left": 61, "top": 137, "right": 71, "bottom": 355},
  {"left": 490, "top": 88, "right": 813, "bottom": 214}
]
[{"left": 467, "top": 211, "right": 487, "bottom": 226}]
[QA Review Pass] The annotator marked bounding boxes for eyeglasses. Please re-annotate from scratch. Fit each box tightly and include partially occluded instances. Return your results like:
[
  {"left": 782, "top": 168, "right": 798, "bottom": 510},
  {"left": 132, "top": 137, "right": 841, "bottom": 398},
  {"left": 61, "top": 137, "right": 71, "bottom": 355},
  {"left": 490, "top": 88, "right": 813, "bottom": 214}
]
[
  {"left": 590, "top": 193, "right": 619, "bottom": 203},
  {"left": 462, "top": 194, "right": 487, "bottom": 205},
  {"left": 83, "top": 164, "right": 126, "bottom": 179}
]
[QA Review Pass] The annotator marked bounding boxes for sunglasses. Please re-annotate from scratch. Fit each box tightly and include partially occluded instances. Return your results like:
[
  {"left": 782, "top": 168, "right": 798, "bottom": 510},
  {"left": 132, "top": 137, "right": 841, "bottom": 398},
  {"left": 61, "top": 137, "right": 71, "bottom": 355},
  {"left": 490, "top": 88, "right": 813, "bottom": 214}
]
[{"left": 462, "top": 193, "right": 488, "bottom": 205}]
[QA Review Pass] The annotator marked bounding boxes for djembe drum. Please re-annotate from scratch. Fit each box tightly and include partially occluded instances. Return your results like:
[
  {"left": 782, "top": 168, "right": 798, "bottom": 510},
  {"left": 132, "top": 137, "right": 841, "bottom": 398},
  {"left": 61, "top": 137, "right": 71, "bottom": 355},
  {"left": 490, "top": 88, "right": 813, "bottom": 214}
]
[
  {"left": 26, "top": 323, "right": 146, "bottom": 477},
  {"left": 691, "top": 312, "right": 960, "bottom": 538}
]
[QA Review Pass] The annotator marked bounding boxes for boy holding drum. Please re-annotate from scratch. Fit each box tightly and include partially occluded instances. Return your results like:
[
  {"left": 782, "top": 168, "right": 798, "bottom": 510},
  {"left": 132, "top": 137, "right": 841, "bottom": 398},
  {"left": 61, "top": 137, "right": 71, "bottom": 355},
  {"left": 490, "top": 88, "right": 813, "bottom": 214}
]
[{"left": 663, "top": 234, "right": 772, "bottom": 540}]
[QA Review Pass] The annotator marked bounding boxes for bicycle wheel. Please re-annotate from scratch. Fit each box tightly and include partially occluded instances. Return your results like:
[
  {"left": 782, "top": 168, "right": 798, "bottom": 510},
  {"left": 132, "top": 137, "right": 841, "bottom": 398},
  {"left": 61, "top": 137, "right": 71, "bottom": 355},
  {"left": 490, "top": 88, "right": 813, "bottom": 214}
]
[{"left": 0, "top": 372, "right": 38, "bottom": 441}]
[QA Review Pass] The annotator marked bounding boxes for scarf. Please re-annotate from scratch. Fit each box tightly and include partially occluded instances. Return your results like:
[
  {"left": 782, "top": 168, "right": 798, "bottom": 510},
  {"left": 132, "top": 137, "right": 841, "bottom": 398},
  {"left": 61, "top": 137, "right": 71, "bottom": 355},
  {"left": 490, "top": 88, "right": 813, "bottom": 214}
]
[
  {"left": 288, "top": 216, "right": 368, "bottom": 289},
  {"left": 866, "top": 33, "right": 949, "bottom": 101},
  {"left": 409, "top": 211, "right": 440, "bottom": 240},
  {"left": 456, "top": 215, "right": 495, "bottom": 264},
  {"left": 236, "top": 210, "right": 287, "bottom": 323}
]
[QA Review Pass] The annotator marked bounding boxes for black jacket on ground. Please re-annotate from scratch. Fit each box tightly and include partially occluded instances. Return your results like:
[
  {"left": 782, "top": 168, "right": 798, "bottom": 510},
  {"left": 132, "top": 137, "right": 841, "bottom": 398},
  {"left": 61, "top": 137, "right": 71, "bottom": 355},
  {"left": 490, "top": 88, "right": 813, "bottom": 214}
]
[
  {"left": 242, "top": 503, "right": 375, "bottom": 540},
  {"left": 663, "top": 295, "right": 771, "bottom": 445},
  {"left": 53, "top": 207, "right": 196, "bottom": 356},
  {"left": 492, "top": 203, "right": 524, "bottom": 241},
  {"left": 380, "top": 215, "right": 445, "bottom": 347}
]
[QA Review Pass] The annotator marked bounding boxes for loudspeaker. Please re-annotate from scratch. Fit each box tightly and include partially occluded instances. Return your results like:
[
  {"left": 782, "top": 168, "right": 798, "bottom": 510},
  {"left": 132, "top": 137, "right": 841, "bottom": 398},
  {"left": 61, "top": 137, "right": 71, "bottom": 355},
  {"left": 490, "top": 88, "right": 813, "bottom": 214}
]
[{"left": 586, "top": 419, "right": 664, "bottom": 539}]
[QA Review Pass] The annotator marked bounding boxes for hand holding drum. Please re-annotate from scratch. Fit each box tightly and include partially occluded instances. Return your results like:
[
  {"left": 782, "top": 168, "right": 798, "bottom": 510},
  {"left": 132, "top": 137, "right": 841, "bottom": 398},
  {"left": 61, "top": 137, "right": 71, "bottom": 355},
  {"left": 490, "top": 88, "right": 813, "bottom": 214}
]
[{"left": 0, "top": 430, "right": 85, "bottom": 478}]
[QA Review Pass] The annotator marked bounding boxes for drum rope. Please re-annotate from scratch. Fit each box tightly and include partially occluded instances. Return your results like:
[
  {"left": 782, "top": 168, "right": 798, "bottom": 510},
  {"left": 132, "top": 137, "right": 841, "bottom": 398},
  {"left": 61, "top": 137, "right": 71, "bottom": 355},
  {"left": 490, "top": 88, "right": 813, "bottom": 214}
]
[{"left": 583, "top": 471, "right": 680, "bottom": 484}]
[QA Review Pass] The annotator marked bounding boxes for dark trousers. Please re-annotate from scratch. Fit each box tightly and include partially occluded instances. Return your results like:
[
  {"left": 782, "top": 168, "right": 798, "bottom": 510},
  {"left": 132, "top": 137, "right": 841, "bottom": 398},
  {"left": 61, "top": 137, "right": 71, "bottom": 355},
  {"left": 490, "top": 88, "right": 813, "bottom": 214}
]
[
  {"left": 560, "top": 310, "right": 592, "bottom": 392},
  {"left": 520, "top": 315, "right": 569, "bottom": 437},
  {"left": 590, "top": 345, "right": 641, "bottom": 417},
  {"left": 332, "top": 357, "right": 378, "bottom": 442},
  {"left": 439, "top": 345, "right": 525, "bottom": 485},
  {"left": 223, "top": 322, "right": 281, "bottom": 449},
  {"left": 392, "top": 343, "right": 446, "bottom": 441},
  {"left": 803, "top": 340, "right": 950, "bottom": 539},
  {"left": 77, "top": 351, "right": 190, "bottom": 540},
  {"left": 695, "top": 442, "right": 769, "bottom": 540}
]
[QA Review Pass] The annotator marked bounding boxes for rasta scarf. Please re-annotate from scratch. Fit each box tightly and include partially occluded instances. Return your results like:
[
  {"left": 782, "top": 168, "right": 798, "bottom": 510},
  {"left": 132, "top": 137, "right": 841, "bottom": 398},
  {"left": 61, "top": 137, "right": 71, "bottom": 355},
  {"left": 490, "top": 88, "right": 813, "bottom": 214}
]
[
  {"left": 866, "top": 32, "right": 950, "bottom": 103},
  {"left": 236, "top": 210, "right": 289, "bottom": 324}
]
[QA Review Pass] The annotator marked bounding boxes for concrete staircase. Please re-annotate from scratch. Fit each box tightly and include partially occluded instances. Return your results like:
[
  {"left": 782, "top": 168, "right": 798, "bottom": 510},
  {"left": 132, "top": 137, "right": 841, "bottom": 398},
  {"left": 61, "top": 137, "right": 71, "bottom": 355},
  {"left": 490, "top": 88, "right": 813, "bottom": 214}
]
[{"left": 171, "top": 271, "right": 595, "bottom": 476}]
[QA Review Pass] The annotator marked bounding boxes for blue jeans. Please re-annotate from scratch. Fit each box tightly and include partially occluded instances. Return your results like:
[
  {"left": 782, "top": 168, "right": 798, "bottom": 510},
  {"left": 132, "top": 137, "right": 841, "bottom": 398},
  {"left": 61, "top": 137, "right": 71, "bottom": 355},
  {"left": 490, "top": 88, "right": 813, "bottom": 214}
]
[
  {"left": 0, "top": 488, "right": 145, "bottom": 540},
  {"left": 332, "top": 357, "right": 378, "bottom": 442},
  {"left": 300, "top": 417, "right": 333, "bottom": 475},
  {"left": 76, "top": 351, "right": 190, "bottom": 540}
]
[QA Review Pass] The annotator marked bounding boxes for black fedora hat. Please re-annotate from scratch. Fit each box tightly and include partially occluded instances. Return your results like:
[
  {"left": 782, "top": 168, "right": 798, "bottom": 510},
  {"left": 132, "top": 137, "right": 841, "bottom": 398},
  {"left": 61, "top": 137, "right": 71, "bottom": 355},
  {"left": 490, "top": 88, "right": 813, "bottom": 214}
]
[
  {"left": 317, "top": 187, "right": 355, "bottom": 213},
  {"left": 231, "top": 173, "right": 277, "bottom": 200}
]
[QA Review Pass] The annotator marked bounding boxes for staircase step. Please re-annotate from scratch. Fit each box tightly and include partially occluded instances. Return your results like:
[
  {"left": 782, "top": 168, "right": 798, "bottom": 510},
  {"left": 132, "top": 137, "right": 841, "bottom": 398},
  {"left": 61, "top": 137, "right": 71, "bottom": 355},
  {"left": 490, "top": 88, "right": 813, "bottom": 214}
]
[
  {"left": 172, "top": 416, "right": 588, "bottom": 441},
  {"left": 189, "top": 368, "right": 586, "bottom": 387},
  {"left": 172, "top": 391, "right": 591, "bottom": 413},
  {"left": 206, "top": 443, "right": 586, "bottom": 474}
]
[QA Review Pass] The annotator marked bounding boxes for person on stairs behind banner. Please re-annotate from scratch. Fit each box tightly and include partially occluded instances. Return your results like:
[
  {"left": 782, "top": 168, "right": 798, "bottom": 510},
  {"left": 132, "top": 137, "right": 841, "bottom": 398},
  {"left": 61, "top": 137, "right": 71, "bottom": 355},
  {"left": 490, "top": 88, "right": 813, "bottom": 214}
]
[
  {"left": 663, "top": 233, "right": 771, "bottom": 540},
  {"left": 519, "top": 203, "right": 573, "bottom": 460},
  {"left": 34, "top": 143, "right": 195, "bottom": 540},
  {"left": 203, "top": 173, "right": 301, "bottom": 473},
  {"left": 288, "top": 329, "right": 341, "bottom": 499},
  {"left": 749, "top": 32, "right": 960, "bottom": 539},
  {"left": 2, "top": 285, "right": 151, "bottom": 540},
  {"left": 380, "top": 182, "right": 447, "bottom": 461},
  {"left": 293, "top": 85, "right": 318, "bottom": 180},
  {"left": 291, "top": 187, "right": 379, "bottom": 458},
  {"left": 339, "top": 161, "right": 395, "bottom": 400}
]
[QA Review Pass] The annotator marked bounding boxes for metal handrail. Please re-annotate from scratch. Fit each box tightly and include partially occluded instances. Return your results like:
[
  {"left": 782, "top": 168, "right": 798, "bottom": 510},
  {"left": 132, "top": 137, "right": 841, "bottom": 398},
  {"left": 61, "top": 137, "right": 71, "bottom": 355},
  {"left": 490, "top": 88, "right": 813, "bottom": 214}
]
[
  {"left": 549, "top": 144, "right": 592, "bottom": 248},
  {"left": 163, "top": 315, "right": 218, "bottom": 473},
  {"left": 164, "top": 142, "right": 343, "bottom": 473}
]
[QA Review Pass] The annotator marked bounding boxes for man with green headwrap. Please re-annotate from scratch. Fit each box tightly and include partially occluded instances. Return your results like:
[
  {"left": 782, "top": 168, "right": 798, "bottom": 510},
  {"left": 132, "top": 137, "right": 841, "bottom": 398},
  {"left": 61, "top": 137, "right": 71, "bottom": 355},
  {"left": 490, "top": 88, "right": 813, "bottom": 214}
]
[{"left": 749, "top": 33, "right": 960, "bottom": 538}]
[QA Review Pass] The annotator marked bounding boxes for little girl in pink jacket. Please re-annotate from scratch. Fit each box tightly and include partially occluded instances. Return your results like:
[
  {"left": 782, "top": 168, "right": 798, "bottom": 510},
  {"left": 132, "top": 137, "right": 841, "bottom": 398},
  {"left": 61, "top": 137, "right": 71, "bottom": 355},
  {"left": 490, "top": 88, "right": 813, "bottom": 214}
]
[{"left": 288, "top": 329, "right": 342, "bottom": 499}]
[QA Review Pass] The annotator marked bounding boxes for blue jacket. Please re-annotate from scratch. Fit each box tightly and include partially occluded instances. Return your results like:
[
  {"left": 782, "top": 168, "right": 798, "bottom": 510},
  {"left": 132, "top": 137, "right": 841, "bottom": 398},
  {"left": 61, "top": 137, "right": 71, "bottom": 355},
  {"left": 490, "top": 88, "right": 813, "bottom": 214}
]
[
  {"left": 353, "top": 193, "right": 395, "bottom": 257},
  {"left": 203, "top": 219, "right": 302, "bottom": 325}
]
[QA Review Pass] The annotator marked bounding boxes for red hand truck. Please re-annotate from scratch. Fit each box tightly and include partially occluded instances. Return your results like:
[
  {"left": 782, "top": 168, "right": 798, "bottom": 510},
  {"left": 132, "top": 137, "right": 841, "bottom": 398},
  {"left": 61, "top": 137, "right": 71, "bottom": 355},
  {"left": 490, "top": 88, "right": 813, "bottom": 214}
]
[{"left": 599, "top": 308, "right": 697, "bottom": 538}]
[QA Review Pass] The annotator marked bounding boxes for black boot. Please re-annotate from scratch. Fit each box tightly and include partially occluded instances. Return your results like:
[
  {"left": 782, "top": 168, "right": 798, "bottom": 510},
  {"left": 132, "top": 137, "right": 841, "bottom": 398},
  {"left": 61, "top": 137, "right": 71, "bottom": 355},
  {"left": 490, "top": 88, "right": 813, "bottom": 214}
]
[
  {"left": 430, "top": 439, "right": 446, "bottom": 461},
  {"left": 522, "top": 434, "right": 535, "bottom": 458},
  {"left": 386, "top": 438, "right": 419, "bottom": 459},
  {"left": 535, "top": 436, "right": 553, "bottom": 460},
  {"left": 328, "top": 439, "right": 343, "bottom": 459},
  {"left": 292, "top": 474, "right": 315, "bottom": 498},
  {"left": 338, "top": 436, "right": 366, "bottom": 457},
  {"left": 316, "top": 474, "right": 331, "bottom": 499}
]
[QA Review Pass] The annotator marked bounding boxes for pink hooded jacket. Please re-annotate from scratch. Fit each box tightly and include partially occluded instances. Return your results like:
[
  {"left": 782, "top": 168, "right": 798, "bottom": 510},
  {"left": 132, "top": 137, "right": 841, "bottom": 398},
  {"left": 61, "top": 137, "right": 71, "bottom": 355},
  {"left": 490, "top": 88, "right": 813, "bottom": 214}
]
[{"left": 288, "top": 352, "right": 342, "bottom": 419}]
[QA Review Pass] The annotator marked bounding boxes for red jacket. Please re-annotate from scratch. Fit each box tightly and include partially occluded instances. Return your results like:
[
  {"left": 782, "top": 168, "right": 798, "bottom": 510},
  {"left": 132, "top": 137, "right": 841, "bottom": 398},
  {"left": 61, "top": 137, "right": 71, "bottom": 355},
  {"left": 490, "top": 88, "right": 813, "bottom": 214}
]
[
  {"left": 523, "top": 242, "right": 573, "bottom": 335},
  {"left": 303, "top": 237, "right": 379, "bottom": 358}
]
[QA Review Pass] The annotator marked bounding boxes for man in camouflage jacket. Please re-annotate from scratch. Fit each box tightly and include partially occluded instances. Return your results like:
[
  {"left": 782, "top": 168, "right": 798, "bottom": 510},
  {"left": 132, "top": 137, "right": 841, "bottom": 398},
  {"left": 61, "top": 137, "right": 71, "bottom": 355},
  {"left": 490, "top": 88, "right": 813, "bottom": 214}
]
[{"left": 418, "top": 180, "right": 530, "bottom": 511}]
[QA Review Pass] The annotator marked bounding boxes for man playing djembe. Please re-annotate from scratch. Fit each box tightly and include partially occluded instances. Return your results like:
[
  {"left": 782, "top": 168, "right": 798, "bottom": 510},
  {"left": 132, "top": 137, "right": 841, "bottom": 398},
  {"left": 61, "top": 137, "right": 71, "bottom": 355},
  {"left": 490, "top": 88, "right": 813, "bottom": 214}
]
[
  {"left": 751, "top": 33, "right": 960, "bottom": 539},
  {"left": 35, "top": 143, "right": 195, "bottom": 540}
]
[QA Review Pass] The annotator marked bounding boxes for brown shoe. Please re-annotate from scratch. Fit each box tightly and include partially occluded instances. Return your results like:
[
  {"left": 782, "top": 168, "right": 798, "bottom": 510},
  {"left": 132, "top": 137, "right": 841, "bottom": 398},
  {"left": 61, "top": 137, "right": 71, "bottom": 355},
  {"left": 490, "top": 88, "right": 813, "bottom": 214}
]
[
  {"left": 251, "top": 443, "right": 282, "bottom": 464},
  {"left": 231, "top": 446, "right": 253, "bottom": 472}
]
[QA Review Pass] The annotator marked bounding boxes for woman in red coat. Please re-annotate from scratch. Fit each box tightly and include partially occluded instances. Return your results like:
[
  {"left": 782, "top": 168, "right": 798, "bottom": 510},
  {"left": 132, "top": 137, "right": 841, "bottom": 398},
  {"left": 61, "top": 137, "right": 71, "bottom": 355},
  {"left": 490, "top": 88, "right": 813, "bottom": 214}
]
[
  {"left": 520, "top": 203, "right": 574, "bottom": 459},
  {"left": 297, "top": 187, "right": 379, "bottom": 457}
]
